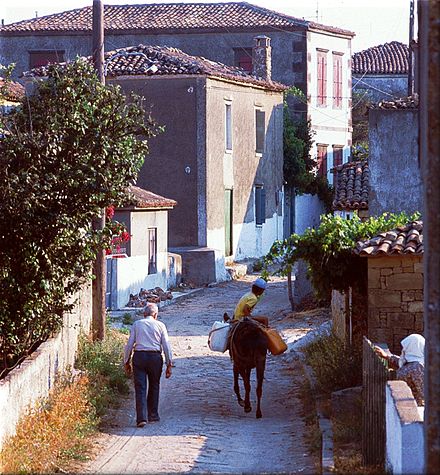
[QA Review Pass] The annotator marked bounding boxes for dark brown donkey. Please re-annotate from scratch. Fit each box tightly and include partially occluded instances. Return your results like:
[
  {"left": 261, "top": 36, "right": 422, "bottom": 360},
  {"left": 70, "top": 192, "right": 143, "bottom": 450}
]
[{"left": 228, "top": 317, "right": 268, "bottom": 418}]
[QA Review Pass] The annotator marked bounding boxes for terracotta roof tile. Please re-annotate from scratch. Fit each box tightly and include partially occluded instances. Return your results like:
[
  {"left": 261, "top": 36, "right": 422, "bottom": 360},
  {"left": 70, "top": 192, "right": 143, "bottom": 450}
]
[
  {"left": 0, "top": 2, "right": 354, "bottom": 36},
  {"left": 23, "top": 44, "right": 287, "bottom": 91},
  {"left": 354, "top": 221, "right": 423, "bottom": 256},
  {"left": 0, "top": 78, "right": 25, "bottom": 102},
  {"left": 125, "top": 185, "right": 177, "bottom": 209},
  {"left": 352, "top": 41, "right": 409, "bottom": 75},
  {"left": 332, "top": 159, "right": 369, "bottom": 211}
]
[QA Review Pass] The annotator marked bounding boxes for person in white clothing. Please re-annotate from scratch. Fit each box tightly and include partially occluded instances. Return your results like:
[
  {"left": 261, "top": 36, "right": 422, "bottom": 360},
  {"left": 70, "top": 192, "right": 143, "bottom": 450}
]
[{"left": 124, "top": 303, "right": 173, "bottom": 427}]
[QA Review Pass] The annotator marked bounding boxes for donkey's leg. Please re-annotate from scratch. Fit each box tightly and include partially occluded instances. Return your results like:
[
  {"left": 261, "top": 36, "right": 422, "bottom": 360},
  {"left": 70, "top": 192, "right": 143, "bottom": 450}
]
[
  {"left": 255, "top": 359, "right": 266, "bottom": 418},
  {"left": 233, "top": 365, "right": 244, "bottom": 407},
  {"left": 243, "top": 367, "right": 252, "bottom": 413}
]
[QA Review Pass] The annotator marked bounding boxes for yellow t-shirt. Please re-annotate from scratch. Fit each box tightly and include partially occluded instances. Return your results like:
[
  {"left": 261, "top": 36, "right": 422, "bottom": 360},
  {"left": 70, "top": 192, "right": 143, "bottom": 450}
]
[{"left": 233, "top": 292, "right": 261, "bottom": 320}]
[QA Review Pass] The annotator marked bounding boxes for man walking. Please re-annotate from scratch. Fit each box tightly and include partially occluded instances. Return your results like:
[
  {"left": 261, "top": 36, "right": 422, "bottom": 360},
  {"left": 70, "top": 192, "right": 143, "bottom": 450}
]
[{"left": 124, "top": 302, "right": 173, "bottom": 427}]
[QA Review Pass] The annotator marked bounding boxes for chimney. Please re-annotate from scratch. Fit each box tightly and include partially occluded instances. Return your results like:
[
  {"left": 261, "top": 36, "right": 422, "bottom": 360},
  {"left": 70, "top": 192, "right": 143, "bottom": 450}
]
[{"left": 252, "top": 35, "right": 272, "bottom": 81}]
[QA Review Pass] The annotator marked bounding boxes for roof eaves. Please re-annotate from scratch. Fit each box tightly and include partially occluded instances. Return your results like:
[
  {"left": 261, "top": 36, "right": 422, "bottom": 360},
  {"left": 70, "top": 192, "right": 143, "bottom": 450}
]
[{"left": 307, "top": 21, "right": 355, "bottom": 37}]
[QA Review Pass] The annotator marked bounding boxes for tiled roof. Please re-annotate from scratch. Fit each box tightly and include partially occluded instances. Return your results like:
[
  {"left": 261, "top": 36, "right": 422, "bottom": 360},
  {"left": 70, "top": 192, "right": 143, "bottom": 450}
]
[
  {"left": 0, "top": 2, "right": 354, "bottom": 36},
  {"left": 126, "top": 185, "right": 177, "bottom": 209},
  {"left": 370, "top": 94, "right": 419, "bottom": 110},
  {"left": 354, "top": 221, "right": 423, "bottom": 256},
  {"left": 332, "top": 160, "right": 369, "bottom": 211},
  {"left": 23, "top": 44, "right": 287, "bottom": 91},
  {"left": 0, "top": 78, "right": 25, "bottom": 102},
  {"left": 352, "top": 41, "right": 409, "bottom": 75}
]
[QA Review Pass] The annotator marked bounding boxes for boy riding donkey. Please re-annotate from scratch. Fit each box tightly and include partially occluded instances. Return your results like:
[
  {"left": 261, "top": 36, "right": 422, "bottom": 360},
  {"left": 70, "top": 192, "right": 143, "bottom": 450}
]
[{"left": 224, "top": 277, "right": 269, "bottom": 327}]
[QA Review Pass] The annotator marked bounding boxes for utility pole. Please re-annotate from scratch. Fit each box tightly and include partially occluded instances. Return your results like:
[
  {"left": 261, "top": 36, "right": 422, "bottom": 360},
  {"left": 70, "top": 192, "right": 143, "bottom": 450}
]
[
  {"left": 418, "top": 0, "right": 440, "bottom": 473},
  {"left": 408, "top": 0, "right": 415, "bottom": 96},
  {"left": 91, "top": 0, "right": 106, "bottom": 340}
]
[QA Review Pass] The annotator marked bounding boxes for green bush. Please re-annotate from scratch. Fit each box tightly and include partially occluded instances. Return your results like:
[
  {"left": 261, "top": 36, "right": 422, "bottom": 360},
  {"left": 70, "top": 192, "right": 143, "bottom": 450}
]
[
  {"left": 122, "top": 313, "right": 134, "bottom": 325},
  {"left": 303, "top": 332, "right": 362, "bottom": 393},
  {"left": 76, "top": 329, "right": 129, "bottom": 416},
  {"left": 263, "top": 211, "right": 420, "bottom": 300},
  {"left": 0, "top": 59, "right": 160, "bottom": 372}
]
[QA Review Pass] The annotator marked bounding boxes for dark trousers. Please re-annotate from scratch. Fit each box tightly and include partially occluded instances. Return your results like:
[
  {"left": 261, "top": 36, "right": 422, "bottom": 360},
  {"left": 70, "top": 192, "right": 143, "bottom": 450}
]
[{"left": 132, "top": 351, "right": 163, "bottom": 423}]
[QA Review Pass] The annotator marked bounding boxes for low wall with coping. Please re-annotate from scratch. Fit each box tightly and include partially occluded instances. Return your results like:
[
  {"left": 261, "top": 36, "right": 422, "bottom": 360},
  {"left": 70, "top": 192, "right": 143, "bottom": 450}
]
[
  {"left": 386, "top": 380, "right": 424, "bottom": 474},
  {"left": 0, "top": 283, "right": 92, "bottom": 450}
]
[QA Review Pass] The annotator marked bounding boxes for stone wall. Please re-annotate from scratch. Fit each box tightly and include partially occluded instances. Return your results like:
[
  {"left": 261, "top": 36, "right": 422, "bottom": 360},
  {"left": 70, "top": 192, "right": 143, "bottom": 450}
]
[
  {"left": 0, "top": 283, "right": 92, "bottom": 450},
  {"left": 331, "top": 289, "right": 347, "bottom": 341},
  {"left": 367, "top": 255, "right": 424, "bottom": 353}
]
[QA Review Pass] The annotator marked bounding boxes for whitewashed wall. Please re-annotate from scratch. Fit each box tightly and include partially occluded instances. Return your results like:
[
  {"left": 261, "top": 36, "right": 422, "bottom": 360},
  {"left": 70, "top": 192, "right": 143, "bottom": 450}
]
[
  {"left": 107, "top": 253, "right": 168, "bottom": 309},
  {"left": 295, "top": 194, "right": 326, "bottom": 234},
  {"left": 0, "top": 284, "right": 92, "bottom": 450},
  {"left": 307, "top": 29, "right": 352, "bottom": 182},
  {"left": 206, "top": 211, "right": 284, "bottom": 263},
  {"left": 386, "top": 381, "right": 424, "bottom": 474}
]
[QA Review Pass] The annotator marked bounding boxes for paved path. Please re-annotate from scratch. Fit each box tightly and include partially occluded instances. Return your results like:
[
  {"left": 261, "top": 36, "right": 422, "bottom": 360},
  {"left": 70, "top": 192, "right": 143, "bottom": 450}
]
[{"left": 85, "top": 276, "right": 325, "bottom": 474}]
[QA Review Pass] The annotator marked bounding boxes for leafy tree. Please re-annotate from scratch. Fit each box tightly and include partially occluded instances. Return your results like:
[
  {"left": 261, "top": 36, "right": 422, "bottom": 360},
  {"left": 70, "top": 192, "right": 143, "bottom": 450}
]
[
  {"left": 0, "top": 59, "right": 160, "bottom": 374},
  {"left": 263, "top": 212, "right": 420, "bottom": 306},
  {"left": 283, "top": 88, "right": 333, "bottom": 211},
  {"left": 351, "top": 91, "right": 371, "bottom": 160}
]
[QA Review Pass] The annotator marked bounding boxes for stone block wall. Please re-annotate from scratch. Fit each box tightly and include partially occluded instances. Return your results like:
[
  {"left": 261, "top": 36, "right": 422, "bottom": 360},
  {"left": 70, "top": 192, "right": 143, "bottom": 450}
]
[
  {"left": 332, "top": 289, "right": 347, "bottom": 341},
  {"left": 367, "top": 256, "right": 424, "bottom": 353}
]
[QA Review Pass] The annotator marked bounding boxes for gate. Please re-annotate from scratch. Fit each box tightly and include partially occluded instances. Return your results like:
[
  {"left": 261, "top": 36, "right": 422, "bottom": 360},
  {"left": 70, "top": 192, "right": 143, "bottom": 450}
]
[{"left": 362, "top": 336, "right": 394, "bottom": 469}]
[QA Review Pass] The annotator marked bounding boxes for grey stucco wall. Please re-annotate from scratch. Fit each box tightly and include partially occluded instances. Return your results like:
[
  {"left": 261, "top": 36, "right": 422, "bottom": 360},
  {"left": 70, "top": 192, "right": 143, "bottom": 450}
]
[
  {"left": 1, "top": 30, "right": 306, "bottom": 94},
  {"left": 205, "top": 78, "right": 284, "bottom": 230},
  {"left": 369, "top": 108, "right": 422, "bottom": 216},
  {"left": 109, "top": 76, "right": 201, "bottom": 248},
  {"left": 353, "top": 74, "right": 408, "bottom": 102}
]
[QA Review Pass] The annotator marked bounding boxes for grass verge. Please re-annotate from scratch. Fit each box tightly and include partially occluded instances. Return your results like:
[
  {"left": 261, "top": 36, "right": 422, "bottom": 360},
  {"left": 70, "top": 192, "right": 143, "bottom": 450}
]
[
  {"left": 302, "top": 332, "right": 362, "bottom": 393},
  {"left": 0, "top": 328, "right": 129, "bottom": 473}
]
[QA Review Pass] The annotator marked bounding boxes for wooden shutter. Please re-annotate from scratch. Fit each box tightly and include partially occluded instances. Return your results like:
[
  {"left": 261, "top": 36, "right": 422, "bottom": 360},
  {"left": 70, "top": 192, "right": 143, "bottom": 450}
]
[
  {"left": 333, "top": 54, "right": 343, "bottom": 108},
  {"left": 317, "top": 51, "right": 327, "bottom": 106},
  {"left": 256, "top": 110, "right": 265, "bottom": 154},
  {"left": 255, "top": 186, "right": 266, "bottom": 225}
]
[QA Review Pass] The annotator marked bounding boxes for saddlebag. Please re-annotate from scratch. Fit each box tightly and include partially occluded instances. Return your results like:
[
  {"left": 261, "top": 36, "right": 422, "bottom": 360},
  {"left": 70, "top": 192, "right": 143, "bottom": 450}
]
[
  {"left": 208, "top": 321, "right": 230, "bottom": 353},
  {"left": 264, "top": 328, "right": 288, "bottom": 355}
]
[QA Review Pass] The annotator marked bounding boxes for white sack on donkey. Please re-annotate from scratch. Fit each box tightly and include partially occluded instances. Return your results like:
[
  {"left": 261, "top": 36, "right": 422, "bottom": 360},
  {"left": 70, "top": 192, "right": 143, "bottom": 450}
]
[{"left": 208, "top": 321, "right": 230, "bottom": 352}]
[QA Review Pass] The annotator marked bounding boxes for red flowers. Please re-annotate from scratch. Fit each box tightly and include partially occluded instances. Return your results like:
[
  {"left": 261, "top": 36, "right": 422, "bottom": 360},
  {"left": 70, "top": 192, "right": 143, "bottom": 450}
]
[
  {"left": 105, "top": 206, "right": 115, "bottom": 220},
  {"left": 104, "top": 208, "right": 131, "bottom": 256}
]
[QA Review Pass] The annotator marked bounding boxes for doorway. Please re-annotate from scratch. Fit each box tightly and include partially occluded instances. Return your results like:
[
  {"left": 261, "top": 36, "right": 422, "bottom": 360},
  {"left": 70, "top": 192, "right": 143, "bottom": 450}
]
[{"left": 224, "top": 189, "right": 233, "bottom": 257}]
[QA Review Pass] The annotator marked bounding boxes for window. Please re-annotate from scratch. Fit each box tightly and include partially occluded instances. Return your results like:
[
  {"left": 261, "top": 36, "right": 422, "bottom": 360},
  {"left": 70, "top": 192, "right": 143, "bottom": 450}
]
[
  {"left": 255, "top": 110, "right": 265, "bottom": 154},
  {"left": 333, "top": 146, "right": 343, "bottom": 168},
  {"left": 29, "top": 50, "right": 65, "bottom": 69},
  {"left": 317, "top": 144, "right": 328, "bottom": 178},
  {"left": 333, "top": 53, "right": 343, "bottom": 108},
  {"left": 233, "top": 48, "right": 253, "bottom": 73},
  {"left": 255, "top": 185, "right": 266, "bottom": 225},
  {"left": 225, "top": 103, "right": 232, "bottom": 152},
  {"left": 148, "top": 228, "right": 157, "bottom": 274},
  {"left": 317, "top": 50, "right": 328, "bottom": 107}
]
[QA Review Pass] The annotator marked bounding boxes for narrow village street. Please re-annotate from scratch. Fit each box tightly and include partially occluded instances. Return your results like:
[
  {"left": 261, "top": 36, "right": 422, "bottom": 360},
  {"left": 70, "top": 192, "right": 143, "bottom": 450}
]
[{"left": 84, "top": 276, "right": 327, "bottom": 474}]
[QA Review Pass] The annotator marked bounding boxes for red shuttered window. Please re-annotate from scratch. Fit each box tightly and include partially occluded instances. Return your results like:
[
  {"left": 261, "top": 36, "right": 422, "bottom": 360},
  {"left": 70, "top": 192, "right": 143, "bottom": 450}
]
[
  {"left": 333, "top": 53, "right": 343, "bottom": 108},
  {"left": 317, "top": 51, "right": 327, "bottom": 107}
]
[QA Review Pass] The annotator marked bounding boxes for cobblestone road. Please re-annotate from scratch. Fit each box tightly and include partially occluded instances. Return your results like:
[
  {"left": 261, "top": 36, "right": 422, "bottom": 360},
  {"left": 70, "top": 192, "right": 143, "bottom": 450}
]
[{"left": 85, "top": 276, "right": 324, "bottom": 474}]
